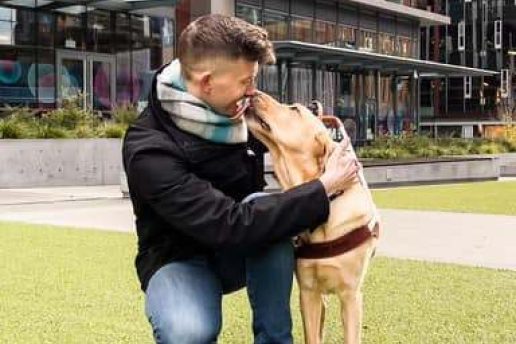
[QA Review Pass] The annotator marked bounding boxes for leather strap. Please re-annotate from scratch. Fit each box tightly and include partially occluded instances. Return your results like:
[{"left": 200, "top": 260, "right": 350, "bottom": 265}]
[{"left": 295, "top": 224, "right": 375, "bottom": 259}]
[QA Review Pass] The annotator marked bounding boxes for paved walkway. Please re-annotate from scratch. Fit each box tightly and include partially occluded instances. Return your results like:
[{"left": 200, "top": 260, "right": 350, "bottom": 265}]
[{"left": 0, "top": 185, "right": 515, "bottom": 271}]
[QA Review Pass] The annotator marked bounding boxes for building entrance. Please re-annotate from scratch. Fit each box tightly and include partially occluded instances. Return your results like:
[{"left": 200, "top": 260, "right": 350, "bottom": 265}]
[{"left": 56, "top": 50, "right": 115, "bottom": 111}]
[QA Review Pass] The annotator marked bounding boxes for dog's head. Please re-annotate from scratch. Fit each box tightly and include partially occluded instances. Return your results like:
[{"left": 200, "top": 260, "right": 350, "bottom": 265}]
[{"left": 246, "top": 91, "right": 334, "bottom": 190}]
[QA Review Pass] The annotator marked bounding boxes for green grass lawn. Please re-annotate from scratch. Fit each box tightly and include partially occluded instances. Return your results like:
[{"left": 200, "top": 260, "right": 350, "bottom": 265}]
[
  {"left": 1, "top": 222, "right": 515, "bottom": 343},
  {"left": 372, "top": 181, "right": 516, "bottom": 215}
]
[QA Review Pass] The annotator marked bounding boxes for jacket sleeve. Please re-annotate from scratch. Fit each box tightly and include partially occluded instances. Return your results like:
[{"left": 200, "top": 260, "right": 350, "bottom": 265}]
[{"left": 128, "top": 150, "right": 330, "bottom": 249}]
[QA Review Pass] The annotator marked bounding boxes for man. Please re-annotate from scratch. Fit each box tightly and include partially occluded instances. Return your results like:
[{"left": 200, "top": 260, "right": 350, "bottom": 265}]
[{"left": 122, "top": 14, "right": 358, "bottom": 344}]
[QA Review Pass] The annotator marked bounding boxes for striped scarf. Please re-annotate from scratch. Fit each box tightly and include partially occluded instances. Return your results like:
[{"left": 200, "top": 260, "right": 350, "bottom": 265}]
[{"left": 156, "top": 59, "right": 248, "bottom": 144}]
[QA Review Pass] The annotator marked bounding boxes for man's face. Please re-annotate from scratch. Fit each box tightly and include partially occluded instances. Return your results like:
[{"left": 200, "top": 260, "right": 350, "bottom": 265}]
[{"left": 203, "top": 58, "right": 258, "bottom": 117}]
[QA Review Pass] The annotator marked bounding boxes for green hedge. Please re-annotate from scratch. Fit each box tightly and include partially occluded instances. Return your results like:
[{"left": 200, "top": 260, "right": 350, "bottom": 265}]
[
  {"left": 357, "top": 135, "right": 516, "bottom": 159},
  {"left": 0, "top": 97, "right": 137, "bottom": 139}
]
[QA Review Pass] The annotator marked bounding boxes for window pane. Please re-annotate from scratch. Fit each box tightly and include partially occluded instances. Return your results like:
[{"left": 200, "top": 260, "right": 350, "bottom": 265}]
[
  {"left": 291, "top": 65, "right": 313, "bottom": 105},
  {"left": 378, "top": 76, "right": 393, "bottom": 135},
  {"left": 263, "top": 11, "right": 288, "bottom": 41},
  {"left": 236, "top": 4, "right": 261, "bottom": 26},
  {"left": 115, "top": 12, "right": 130, "bottom": 52},
  {"left": 359, "top": 30, "right": 377, "bottom": 52},
  {"left": 148, "top": 17, "right": 174, "bottom": 69},
  {"left": 87, "top": 10, "right": 112, "bottom": 53},
  {"left": 0, "top": 21, "right": 13, "bottom": 45},
  {"left": 92, "top": 60, "right": 112, "bottom": 111},
  {"left": 13, "top": 8, "right": 35, "bottom": 46},
  {"left": 132, "top": 15, "right": 152, "bottom": 50},
  {"left": 316, "top": 69, "right": 337, "bottom": 115},
  {"left": 161, "top": 18, "right": 174, "bottom": 64},
  {"left": 38, "top": 12, "right": 54, "bottom": 47},
  {"left": 314, "top": 20, "right": 335, "bottom": 46},
  {"left": 0, "top": 47, "right": 36, "bottom": 106},
  {"left": 398, "top": 36, "right": 412, "bottom": 57},
  {"left": 397, "top": 78, "right": 412, "bottom": 133},
  {"left": 291, "top": 17, "right": 313, "bottom": 42},
  {"left": 336, "top": 74, "right": 356, "bottom": 119},
  {"left": 380, "top": 33, "right": 395, "bottom": 55},
  {"left": 34, "top": 49, "right": 55, "bottom": 108},
  {"left": 56, "top": 11, "right": 85, "bottom": 50},
  {"left": 336, "top": 25, "right": 356, "bottom": 48},
  {"left": 116, "top": 51, "right": 134, "bottom": 104},
  {"left": 149, "top": 17, "right": 164, "bottom": 69},
  {"left": 0, "top": 7, "right": 13, "bottom": 21},
  {"left": 132, "top": 49, "right": 151, "bottom": 103}
]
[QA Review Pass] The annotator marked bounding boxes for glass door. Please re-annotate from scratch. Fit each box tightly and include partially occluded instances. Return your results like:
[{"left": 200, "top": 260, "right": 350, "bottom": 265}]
[
  {"left": 57, "top": 51, "right": 86, "bottom": 107},
  {"left": 88, "top": 55, "right": 115, "bottom": 111},
  {"left": 57, "top": 50, "right": 115, "bottom": 111}
]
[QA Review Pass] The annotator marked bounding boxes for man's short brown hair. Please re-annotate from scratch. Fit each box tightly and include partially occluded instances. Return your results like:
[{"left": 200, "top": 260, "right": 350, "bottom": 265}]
[{"left": 178, "top": 14, "right": 276, "bottom": 79}]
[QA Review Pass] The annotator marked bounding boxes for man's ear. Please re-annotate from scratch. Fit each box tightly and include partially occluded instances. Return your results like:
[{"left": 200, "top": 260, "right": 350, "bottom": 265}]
[
  {"left": 314, "top": 131, "right": 332, "bottom": 172},
  {"left": 199, "top": 72, "right": 212, "bottom": 95}
]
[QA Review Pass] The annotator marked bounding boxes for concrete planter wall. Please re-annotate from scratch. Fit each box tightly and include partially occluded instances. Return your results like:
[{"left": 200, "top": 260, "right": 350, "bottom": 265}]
[
  {"left": 498, "top": 153, "right": 516, "bottom": 176},
  {"left": 0, "top": 139, "right": 122, "bottom": 188},
  {"left": 362, "top": 157, "right": 500, "bottom": 187},
  {"left": 264, "top": 154, "right": 500, "bottom": 191}
]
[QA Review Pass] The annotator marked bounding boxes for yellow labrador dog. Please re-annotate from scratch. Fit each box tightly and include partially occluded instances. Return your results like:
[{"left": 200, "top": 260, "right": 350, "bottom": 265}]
[{"left": 246, "top": 91, "right": 380, "bottom": 344}]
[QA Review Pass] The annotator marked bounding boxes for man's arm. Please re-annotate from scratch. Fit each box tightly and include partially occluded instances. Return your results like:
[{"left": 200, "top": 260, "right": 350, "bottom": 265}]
[{"left": 128, "top": 150, "right": 329, "bottom": 249}]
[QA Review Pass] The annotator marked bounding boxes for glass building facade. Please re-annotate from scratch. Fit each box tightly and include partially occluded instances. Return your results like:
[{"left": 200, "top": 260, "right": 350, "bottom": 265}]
[
  {"left": 420, "top": 0, "right": 516, "bottom": 137},
  {"left": 0, "top": 2, "right": 175, "bottom": 111},
  {"left": 236, "top": 0, "right": 424, "bottom": 143}
]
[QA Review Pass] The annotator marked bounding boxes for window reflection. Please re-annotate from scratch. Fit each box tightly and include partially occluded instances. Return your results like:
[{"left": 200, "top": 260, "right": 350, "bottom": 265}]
[
  {"left": 35, "top": 49, "right": 55, "bottom": 107},
  {"left": 13, "top": 9, "right": 34, "bottom": 46},
  {"left": 236, "top": 4, "right": 261, "bottom": 26},
  {"left": 336, "top": 25, "right": 356, "bottom": 49},
  {"left": 380, "top": 33, "right": 396, "bottom": 55},
  {"left": 379, "top": 76, "right": 393, "bottom": 134},
  {"left": 56, "top": 11, "right": 85, "bottom": 50},
  {"left": 0, "top": 7, "right": 35, "bottom": 46},
  {"left": 291, "top": 64, "right": 313, "bottom": 105},
  {"left": 336, "top": 74, "right": 356, "bottom": 118},
  {"left": 316, "top": 69, "right": 337, "bottom": 114},
  {"left": 132, "top": 15, "right": 152, "bottom": 50},
  {"left": 263, "top": 11, "right": 288, "bottom": 40},
  {"left": 0, "top": 47, "right": 36, "bottom": 105},
  {"left": 0, "top": 21, "right": 12, "bottom": 45},
  {"left": 314, "top": 20, "right": 336, "bottom": 46},
  {"left": 87, "top": 10, "right": 112, "bottom": 53},
  {"left": 260, "top": 64, "right": 279, "bottom": 99},
  {"left": 359, "top": 30, "right": 377, "bottom": 52},
  {"left": 290, "top": 16, "right": 313, "bottom": 42},
  {"left": 38, "top": 12, "right": 54, "bottom": 47},
  {"left": 0, "top": 7, "right": 13, "bottom": 21},
  {"left": 398, "top": 36, "right": 413, "bottom": 57}
]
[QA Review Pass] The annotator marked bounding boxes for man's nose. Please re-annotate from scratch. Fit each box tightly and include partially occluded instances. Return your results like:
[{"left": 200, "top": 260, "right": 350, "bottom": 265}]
[{"left": 244, "top": 84, "right": 257, "bottom": 97}]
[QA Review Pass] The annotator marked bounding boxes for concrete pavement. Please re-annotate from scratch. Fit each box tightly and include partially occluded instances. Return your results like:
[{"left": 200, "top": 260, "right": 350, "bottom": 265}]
[
  {"left": 0, "top": 186, "right": 134, "bottom": 232},
  {"left": 0, "top": 185, "right": 515, "bottom": 270}
]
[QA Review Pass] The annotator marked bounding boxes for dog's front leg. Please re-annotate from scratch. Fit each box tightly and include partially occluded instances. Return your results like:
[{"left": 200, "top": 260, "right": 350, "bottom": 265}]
[
  {"left": 299, "top": 288, "right": 325, "bottom": 344},
  {"left": 337, "top": 290, "right": 363, "bottom": 344}
]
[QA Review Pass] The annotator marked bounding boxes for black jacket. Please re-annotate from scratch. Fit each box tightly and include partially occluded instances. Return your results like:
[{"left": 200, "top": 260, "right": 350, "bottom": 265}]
[{"left": 122, "top": 66, "right": 330, "bottom": 291}]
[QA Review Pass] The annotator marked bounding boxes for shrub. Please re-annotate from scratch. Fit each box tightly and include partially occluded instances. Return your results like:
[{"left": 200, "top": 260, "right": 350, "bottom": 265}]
[
  {"left": 112, "top": 104, "right": 138, "bottom": 126},
  {"left": 34, "top": 123, "right": 70, "bottom": 139},
  {"left": 0, "top": 117, "right": 31, "bottom": 139},
  {"left": 45, "top": 96, "right": 96, "bottom": 130},
  {"left": 0, "top": 106, "right": 38, "bottom": 139},
  {"left": 99, "top": 123, "right": 127, "bottom": 138},
  {"left": 357, "top": 135, "right": 514, "bottom": 159},
  {"left": 72, "top": 125, "right": 97, "bottom": 138}
]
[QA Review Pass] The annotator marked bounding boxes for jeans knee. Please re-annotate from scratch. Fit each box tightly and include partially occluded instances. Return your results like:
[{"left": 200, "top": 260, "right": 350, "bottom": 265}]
[{"left": 149, "top": 313, "right": 220, "bottom": 344}]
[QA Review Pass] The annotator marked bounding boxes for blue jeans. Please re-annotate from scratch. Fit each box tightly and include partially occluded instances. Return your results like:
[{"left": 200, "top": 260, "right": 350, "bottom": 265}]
[{"left": 144, "top": 193, "right": 295, "bottom": 344}]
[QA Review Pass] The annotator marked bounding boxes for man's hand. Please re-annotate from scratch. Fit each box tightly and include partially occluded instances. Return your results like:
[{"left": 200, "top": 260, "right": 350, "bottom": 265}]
[{"left": 319, "top": 137, "right": 359, "bottom": 197}]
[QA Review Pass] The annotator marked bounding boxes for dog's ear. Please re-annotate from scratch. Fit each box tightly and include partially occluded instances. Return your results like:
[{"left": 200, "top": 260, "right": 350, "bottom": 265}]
[{"left": 314, "top": 131, "right": 332, "bottom": 173}]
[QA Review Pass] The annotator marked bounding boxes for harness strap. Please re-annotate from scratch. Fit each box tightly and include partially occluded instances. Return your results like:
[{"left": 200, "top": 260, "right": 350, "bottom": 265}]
[{"left": 295, "top": 224, "right": 376, "bottom": 259}]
